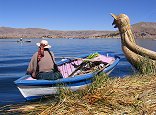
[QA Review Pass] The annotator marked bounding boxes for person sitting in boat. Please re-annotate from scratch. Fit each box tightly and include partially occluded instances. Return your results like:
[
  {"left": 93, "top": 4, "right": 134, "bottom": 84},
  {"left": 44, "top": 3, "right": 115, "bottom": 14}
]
[{"left": 26, "top": 40, "right": 63, "bottom": 80}]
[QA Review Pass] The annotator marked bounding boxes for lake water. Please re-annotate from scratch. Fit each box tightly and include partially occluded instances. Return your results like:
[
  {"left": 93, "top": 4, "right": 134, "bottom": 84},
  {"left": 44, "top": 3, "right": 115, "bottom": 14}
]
[{"left": 0, "top": 38, "right": 155, "bottom": 106}]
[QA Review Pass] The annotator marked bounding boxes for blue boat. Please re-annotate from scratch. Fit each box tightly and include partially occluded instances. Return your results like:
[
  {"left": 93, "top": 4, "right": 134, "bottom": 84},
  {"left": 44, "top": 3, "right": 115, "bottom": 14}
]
[{"left": 14, "top": 52, "right": 120, "bottom": 101}]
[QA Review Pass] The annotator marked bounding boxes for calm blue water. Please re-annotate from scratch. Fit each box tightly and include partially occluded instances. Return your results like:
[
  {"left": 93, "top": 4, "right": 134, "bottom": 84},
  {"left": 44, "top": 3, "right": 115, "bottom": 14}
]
[{"left": 0, "top": 38, "right": 155, "bottom": 106}]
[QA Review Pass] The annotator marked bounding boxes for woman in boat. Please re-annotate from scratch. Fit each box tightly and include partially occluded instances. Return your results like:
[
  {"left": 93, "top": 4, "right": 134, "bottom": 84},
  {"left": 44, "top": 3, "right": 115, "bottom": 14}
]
[{"left": 27, "top": 40, "right": 62, "bottom": 80}]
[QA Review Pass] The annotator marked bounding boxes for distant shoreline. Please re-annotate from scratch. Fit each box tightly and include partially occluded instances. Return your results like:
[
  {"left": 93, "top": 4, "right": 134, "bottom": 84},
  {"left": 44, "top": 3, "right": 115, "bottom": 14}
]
[
  {"left": 0, "top": 37, "right": 120, "bottom": 39},
  {"left": 0, "top": 37, "right": 155, "bottom": 40},
  {"left": 0, "top": 22, "right": 156, "bottom": 39}
]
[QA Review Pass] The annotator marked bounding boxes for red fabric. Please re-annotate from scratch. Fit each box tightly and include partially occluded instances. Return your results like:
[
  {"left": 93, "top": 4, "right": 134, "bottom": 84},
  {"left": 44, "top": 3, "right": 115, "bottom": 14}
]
[{"left": 37, "top": 44, "right": 47, "bottom": 61}]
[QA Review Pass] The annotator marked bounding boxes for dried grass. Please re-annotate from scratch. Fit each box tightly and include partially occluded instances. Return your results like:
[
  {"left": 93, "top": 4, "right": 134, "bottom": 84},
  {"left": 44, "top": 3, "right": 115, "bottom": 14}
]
[{"left": 1, "top": 74, "right": 156, "bottom": 114}]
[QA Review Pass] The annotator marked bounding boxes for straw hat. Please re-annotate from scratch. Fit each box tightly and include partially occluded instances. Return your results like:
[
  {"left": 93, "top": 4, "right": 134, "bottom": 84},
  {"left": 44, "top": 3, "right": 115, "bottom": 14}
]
[{"left": 36, "top": 40, "right": 51, "bottom": 48}]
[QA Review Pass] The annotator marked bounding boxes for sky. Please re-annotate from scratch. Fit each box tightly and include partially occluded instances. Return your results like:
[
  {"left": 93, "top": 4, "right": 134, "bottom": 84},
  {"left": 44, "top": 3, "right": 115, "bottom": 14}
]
[{"left": 0, "top": 0, "right": 155, "bottom": 30}]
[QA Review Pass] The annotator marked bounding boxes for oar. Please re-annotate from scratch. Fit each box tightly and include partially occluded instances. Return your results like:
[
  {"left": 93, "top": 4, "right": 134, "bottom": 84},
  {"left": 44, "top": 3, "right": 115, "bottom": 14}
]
[
  {"left": 97, "top": 63, "right": 110, "bottom": 74},
  {"left": 68, "top": 61, "right": 110, "bottom": 77},
  {"left": 68, "top": 61, "right": 89, "bottom": 77}
]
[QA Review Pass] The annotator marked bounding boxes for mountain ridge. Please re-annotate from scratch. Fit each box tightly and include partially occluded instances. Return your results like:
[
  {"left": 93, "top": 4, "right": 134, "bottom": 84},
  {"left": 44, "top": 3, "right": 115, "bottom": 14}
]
[{"left": 0, "top": 22, "right": 155, "bottom": 39}]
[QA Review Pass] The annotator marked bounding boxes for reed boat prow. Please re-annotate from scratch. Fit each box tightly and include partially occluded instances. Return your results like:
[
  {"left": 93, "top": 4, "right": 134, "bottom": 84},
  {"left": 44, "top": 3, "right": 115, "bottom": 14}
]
[{"left": 111, "top": 13, "right": 156, "bottom": 72}]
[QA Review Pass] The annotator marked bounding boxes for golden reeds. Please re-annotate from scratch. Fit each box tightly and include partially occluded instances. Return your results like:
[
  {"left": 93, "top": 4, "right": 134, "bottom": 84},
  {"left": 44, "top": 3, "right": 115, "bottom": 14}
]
[{"left": 1, "top": 74, "right": 156, "bottom": 114}]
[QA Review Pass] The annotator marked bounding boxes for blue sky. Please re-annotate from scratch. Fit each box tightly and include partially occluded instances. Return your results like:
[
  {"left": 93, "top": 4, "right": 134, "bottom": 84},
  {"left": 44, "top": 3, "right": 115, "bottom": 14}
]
[{"left": 0, "top": 0, "right": 155, "bottom": 30}]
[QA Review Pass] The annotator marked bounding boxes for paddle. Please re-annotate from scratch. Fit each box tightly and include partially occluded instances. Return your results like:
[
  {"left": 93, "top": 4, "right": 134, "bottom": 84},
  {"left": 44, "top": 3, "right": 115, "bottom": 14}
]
[
  {"left": 97, "top": 63, "right": 110, "bottom": 74},
  {"left": 68, "top": 61, "right": 90, "bottom": 77},
  {"left": 68, "top": 61, "right": 110, "bottom": 77}
]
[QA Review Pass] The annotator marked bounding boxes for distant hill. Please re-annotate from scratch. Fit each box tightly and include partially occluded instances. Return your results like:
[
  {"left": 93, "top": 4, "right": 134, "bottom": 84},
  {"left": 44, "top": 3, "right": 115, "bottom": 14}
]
[
  {"left": 0, "top": 27, "right": 114, "bottom": 39},
  {"left": 109, "top": 22, "right": 156, "bottom": 39},
  {"left": 132, "top": 22, "right": 156, "bottom": 39},
  {"left": 0, "top": 22, "right": 155, "bottom": 39}
]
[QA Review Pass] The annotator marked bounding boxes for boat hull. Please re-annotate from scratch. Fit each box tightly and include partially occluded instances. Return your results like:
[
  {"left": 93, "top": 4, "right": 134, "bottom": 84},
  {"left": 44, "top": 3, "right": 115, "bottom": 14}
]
[{"left": 17, "top": 84, "right": 88, "bottom": 101}]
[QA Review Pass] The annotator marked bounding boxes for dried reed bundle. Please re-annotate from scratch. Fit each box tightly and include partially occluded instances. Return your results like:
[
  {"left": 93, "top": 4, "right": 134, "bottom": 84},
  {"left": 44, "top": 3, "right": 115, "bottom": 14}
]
[{"left": 2, "top": 74, "right": 156, "bottom": 114}]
